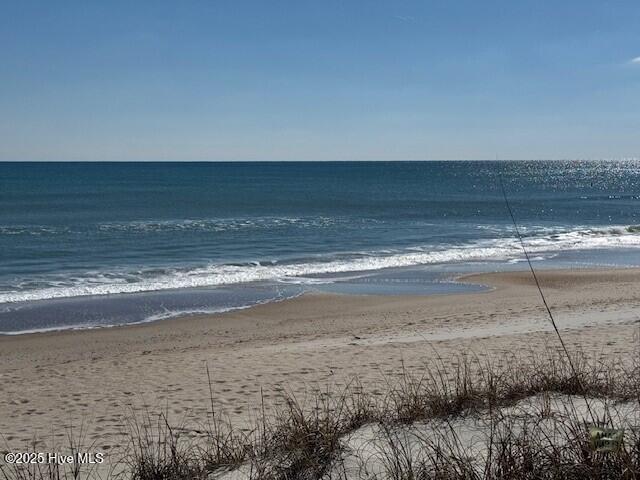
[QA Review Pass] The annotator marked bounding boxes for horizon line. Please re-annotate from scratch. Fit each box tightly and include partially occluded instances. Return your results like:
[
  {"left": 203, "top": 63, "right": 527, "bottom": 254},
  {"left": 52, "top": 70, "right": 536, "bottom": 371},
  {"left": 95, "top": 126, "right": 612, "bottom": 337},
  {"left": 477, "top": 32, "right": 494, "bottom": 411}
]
[{"left": 2, "top": 158, "right": 639, "bottom": 163}]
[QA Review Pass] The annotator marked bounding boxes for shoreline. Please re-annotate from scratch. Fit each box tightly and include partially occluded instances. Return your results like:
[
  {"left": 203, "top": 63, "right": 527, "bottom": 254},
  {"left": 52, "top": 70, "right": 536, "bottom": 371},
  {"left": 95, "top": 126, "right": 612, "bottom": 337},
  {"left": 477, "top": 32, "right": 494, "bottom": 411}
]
[
  {"left": 3, "top": 263, "right": 637, "bottom": 338},
  {"left": 0, "top": 266, "right": 486, "bottom": 337},
  {"left": 1, "top": 266, "right": 639, "bottom": 453}
]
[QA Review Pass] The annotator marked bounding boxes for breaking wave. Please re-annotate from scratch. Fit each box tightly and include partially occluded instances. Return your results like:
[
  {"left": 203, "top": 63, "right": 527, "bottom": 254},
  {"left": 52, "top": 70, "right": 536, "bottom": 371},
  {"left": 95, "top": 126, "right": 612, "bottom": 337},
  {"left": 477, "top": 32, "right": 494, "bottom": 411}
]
[{"left": 1, "top": 224, "right": 640, "bottom": 304}]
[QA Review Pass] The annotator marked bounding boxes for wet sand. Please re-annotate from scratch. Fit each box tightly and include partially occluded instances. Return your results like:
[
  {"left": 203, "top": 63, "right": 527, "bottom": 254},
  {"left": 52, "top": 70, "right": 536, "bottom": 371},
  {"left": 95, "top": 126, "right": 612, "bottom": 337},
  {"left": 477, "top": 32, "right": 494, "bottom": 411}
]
[{"left": 1, "top": 268, "right": 639, "bottom": 455}]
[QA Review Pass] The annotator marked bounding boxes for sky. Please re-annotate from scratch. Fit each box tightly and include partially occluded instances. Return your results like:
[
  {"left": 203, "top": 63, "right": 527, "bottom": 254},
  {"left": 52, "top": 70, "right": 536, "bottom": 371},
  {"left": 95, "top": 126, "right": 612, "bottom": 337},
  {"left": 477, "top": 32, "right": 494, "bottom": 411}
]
[{"left": 0, "top": 0, "right": 639, "bottom": 161}]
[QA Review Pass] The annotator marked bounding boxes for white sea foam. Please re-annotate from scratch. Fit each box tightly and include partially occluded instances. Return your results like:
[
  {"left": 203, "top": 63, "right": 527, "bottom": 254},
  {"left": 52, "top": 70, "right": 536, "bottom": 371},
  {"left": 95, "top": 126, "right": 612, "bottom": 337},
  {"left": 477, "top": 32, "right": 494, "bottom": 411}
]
[
  {"left": 96, "top": 216, "right": 357, "bottom": 233},
  {"left": 0, "top": 225, "right": 69, "bottom": 236},
  {"left": 1, "top": 225, "right": 639, "bottom": 304},
  {"left": 0, "top": 216, "right": 355, "bottom": 236}
]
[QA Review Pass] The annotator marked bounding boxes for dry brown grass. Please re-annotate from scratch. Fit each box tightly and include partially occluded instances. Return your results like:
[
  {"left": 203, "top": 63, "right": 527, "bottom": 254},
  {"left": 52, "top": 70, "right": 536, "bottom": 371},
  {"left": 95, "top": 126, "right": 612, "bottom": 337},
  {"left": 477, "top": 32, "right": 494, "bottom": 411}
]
[{"left": 2, "top": 350, "right": 638, "bottom": 480}]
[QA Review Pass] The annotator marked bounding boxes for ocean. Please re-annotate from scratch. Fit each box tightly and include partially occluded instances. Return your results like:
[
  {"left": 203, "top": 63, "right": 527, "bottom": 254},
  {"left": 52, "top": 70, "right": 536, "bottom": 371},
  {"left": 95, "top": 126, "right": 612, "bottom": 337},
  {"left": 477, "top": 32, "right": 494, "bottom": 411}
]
[{"left": 1, "top": 160, "right": 639, "bottom": 334}]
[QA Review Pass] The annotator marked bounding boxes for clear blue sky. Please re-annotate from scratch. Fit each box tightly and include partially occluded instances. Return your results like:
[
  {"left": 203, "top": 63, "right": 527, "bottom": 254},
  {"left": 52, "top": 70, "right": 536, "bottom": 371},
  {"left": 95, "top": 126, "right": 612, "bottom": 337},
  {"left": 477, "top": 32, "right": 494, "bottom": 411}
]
[{"left": 1, "top": 1, "right": 639, "bottom": 161}]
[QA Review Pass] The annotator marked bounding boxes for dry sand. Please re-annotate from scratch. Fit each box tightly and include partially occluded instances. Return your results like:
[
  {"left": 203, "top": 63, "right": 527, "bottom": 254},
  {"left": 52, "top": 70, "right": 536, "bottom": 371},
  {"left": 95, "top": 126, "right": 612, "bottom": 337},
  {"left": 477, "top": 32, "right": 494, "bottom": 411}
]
[{"left": 1, "top": 268, "right": 639, "bottom": 455}]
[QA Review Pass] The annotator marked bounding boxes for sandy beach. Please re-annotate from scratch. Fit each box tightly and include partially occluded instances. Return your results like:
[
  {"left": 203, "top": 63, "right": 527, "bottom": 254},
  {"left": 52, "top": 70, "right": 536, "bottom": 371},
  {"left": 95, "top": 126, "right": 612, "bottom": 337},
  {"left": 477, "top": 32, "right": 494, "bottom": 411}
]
[{"left": 1, "top": 267, "right": 639, "bottom": 455}]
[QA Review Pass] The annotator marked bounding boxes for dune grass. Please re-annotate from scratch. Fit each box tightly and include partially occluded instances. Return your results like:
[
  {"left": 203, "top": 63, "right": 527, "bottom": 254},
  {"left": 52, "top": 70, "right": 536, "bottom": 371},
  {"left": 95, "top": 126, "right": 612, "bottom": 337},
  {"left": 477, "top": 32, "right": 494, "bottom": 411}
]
[{"left": 2, "top": 349, "right": 639, "bottom": 480}]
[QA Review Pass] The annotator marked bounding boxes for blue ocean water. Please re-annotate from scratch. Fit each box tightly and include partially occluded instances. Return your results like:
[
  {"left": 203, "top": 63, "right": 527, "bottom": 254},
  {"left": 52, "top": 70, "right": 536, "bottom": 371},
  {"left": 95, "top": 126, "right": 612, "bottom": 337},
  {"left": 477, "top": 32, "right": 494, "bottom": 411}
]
[{"left": 1, "top": 161, "right": 639, "bottom": 334}]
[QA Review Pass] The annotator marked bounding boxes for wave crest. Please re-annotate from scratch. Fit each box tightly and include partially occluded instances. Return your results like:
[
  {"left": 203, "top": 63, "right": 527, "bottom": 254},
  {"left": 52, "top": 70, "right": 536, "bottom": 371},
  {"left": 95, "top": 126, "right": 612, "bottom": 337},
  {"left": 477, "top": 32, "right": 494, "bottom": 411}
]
[{"left": 1, "top": 224, "right": 639, "bottom": 303}]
